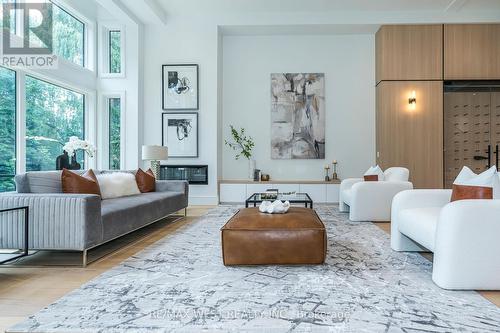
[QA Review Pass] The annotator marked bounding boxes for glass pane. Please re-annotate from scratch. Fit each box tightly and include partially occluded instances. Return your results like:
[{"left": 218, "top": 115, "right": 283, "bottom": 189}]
[
  {"left": 109, "top": 30, "right": 121, "bottom": 73},
  {"left": 0, "top": 67, "right": 16, "bottom": 192},
  {"left": 0, "top": 0, "right": 16, "bottom": 32},
  {"left": 25, "top": 76, "right": 85, "bottom": 171},
  {"left": 52, "top": 4, "right": 84, "bottom": 66},
  {"left": 109, "top": 98, "right": 121, "bottom": 170}
]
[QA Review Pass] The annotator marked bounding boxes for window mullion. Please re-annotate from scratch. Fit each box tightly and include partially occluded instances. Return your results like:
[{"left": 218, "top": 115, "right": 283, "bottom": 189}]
[{"left": 16, "top": 71, "right": 26, "bottom": 174}]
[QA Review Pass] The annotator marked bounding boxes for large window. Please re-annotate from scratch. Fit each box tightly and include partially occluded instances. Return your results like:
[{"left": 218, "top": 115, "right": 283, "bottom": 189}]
[
  {"left": 0, "top": 0, "right": 16, "bottom": 32},
  {"left": 0, "top": 67, "right": 16, "bottom": 192},
  {"left": 108, "top": 98, "right": 121, "bottom": 170},
  {"left": 109, "top": 30, "right": 121, "bottom": 74},
  {"left": 52, "top": 3, "right": 85, "bottom": 67},
  {"left": 14, "top": 2, "right": 86, "bottom": 66},
  {"left": 25, "top": 76, "right": 85, "bottom": 171}
]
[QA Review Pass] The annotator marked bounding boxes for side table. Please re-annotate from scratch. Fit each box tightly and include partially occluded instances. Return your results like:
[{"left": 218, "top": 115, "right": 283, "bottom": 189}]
[{"left": 0, "top": 206, "right": 29, "bottom": 265}]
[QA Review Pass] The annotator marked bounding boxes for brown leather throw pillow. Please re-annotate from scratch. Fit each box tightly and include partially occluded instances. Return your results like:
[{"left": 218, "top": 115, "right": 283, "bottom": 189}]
[
  {"left": 136, "top": 168, "right": 156, "bottom": 193},
  {"left": 364, "top": 175, "right": 378, "bottom": 181},
  {"left": 450, "top": 184, "right": 493, "bottom": 202},
  {"left": 61, "top": 169, "right": 101, "bottom": 196}
]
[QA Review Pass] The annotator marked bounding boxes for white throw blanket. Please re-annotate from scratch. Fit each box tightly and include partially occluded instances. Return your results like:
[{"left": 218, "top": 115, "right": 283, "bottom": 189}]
[{"left": 258, "top": 200, "right": 290, "bottom": 214}]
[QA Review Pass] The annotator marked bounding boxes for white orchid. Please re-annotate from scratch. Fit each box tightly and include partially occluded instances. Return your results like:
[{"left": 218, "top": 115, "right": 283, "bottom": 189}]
[{"left": 63, "top": 136, "right": 96, "bottom": 158}]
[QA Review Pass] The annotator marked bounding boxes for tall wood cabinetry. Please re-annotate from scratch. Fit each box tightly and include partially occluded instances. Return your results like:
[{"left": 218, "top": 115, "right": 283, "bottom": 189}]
[
  {"left": 444, "top": 24, "right": 500, "bottom": 80},
  {"left": 376, "top": 23, "right": 500, "bottom": 189},
  {"left": 376, "top": 25, "right": 443, "bottom": 188}
]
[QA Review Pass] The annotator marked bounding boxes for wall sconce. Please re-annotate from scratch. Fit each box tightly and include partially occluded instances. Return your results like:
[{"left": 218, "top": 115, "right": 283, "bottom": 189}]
[{"left": 408, "top": 90, "right": 416, "bottom": 110}]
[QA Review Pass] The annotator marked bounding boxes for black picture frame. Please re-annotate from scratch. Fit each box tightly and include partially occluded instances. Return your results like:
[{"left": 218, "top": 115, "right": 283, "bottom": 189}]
[
  {"left": 162, "top": 112, "right": 199, "bottom": 158},
  {"left": 162, "top": 64, "right": 199, "bottom": 110}
]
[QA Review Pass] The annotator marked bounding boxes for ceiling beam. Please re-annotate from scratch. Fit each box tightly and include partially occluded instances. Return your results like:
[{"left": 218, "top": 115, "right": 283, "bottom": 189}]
[
  {"left": 143, "top": 0, "right": 168, "bottom": 26},
  {"left": 95, "top": 0, "right": 142, "bottom": 25},
  {"left": 445, "top": 0, "right": 468, "bottom": 12}
]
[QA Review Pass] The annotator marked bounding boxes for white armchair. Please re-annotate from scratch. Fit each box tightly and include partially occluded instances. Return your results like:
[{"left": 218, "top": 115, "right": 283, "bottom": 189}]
[
  {"left": 339, "top": 167, "right": 413, "bottom": 221},
  {"left": 391, "top": 189, "right": 500, "bottom": 290}
]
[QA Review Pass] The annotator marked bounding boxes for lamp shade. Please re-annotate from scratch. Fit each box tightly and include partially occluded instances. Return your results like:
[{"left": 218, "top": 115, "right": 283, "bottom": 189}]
[{"left": 142, "top": 145, "right": 168, "bottom": 160}]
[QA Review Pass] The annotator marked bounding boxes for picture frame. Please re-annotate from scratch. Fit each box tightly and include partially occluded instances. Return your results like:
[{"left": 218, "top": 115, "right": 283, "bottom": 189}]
[
  {"left": 162, "top": 64, "right": 199, "bottom": 110},
  {"left": 162, "top": 112, "right": 199, "bottom": 158}
]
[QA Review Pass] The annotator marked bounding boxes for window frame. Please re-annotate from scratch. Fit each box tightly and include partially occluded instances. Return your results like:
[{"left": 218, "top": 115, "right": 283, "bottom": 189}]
[
  {"left": 0, "top": 0, "right": 98, "bottom": 192},
  {"left": 99, "top": 92, "right": 126, "bottom": 170},
  {"left": 51, "top": 1, "right": 86, "bottom": 68},
  {"left": 50, "top": 0, "right": 96, "bottom": 72},
  {"left": 0, "top": 66, "right": 17, "bottom": 192},
  {"left": 8, "top": 67, "right": 96, "bottom": 175},
  {"left": 98, "top": 22, "right": 126, "bottom": 78},
  {"left": 108, "top": 30, "right": 121, "bottom": 74},
  {"left": 24, "top": 73, "right": 89, "bottom": 172}
]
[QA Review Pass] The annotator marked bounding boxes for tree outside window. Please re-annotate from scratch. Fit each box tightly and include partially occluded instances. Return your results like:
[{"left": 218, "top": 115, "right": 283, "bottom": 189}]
[{"left": 25, "top": 76, "right": 85, "bottom": 172}]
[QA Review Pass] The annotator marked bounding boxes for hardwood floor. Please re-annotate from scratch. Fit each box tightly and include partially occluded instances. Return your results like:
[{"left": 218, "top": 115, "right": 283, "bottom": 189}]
[
  {"left": 0, "top": 208, "right": 497, "bottom": 332},
  {"left": 0, "top": 206, "right": 212, "bottom": 333}
]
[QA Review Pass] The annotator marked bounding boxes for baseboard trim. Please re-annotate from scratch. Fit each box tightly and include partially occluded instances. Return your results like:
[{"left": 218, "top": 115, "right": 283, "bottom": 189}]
[{"left": 188, "top": 196, "right": 218, "bottom": 205}]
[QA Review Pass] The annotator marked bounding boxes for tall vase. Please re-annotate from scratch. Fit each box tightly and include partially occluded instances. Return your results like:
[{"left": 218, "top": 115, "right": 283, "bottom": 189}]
[
  {"left": 69, "top": 153, "right": 81, "bottom": 170},
  {"left": 248, "top": 158, "right": 256, "bottom": 180},
  {"left": 55, "top": 151, "right": 70, "bottom": 170}
]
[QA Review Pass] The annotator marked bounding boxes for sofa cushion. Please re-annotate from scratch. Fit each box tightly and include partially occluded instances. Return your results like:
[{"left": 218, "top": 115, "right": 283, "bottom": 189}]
[
  {"left": 398, "top": 207, "right": 440, "bottom": 251},
  {"left": 364, "top": 165, "right": 385, "bottom": 181},
  {"left": 135, "top": 168, "right": 156, "bottom": 193},
  {"left": 62, "top": 169, "right": 101, "bottom": 196},
  {"left": 452, "top": 166, "right": 499, "bottom": 200},
  {"left": 101, "top": 191, "right": 185, "bottom": 241},
  {"left": 96, "top": 172, "right": 141, "bottom": 199},
  {"left": 15, "top": 170, "right": 90, "bottom": 193}
]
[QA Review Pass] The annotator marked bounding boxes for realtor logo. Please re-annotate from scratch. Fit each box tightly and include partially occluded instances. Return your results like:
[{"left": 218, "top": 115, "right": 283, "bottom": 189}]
[{"left": 1, "top": 2, "right": 57, "bottom": 68}]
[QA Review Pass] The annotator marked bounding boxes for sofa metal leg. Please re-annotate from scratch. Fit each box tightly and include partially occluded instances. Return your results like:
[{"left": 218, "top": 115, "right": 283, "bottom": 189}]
[
  {"left": 184, "top": 208, "right": 187, "bottom": 217},
  {"left": 82, "top": 249, "right": 88, "bottom": 267}
]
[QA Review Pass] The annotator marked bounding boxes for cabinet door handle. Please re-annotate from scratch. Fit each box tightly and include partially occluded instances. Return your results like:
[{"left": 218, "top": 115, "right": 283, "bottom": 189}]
[
  {"left": 496, "top": 145, "right": 499, "bottom": 170},
  {"left": 487, "top": 144, "right": 491, "bottom": 169}
]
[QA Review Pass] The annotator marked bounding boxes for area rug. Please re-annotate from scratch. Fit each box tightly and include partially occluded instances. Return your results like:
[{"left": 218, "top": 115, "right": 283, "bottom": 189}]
[{"left": 8, "top": 205, "right": 500, "bottom": 333}]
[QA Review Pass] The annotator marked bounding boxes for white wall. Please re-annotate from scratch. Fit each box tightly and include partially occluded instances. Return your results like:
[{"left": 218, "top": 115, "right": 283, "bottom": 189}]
[
  {"left": 222, "top": 34, "right": 375, "bottom": 180},
  {"left": 142, "top": 20, "right": 220, "bottom": 205}
]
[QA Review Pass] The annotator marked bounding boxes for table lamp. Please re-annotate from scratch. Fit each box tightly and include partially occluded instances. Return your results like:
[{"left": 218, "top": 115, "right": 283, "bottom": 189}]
[{"left": 142, "top": 145, "right": 168, "bottom": 179}]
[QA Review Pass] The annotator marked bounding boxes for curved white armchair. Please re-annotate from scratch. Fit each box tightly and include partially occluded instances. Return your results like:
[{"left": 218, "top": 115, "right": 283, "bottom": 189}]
[
  {"left": 392, "top": 189, "right": 500, "bottom": 290},
  {"left": 339, "top": 167, "right": 413, "bottom": 221}
]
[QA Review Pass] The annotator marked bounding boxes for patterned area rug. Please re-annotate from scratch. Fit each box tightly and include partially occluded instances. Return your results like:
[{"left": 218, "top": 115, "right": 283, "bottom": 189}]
[{"left": 8, "top": 205, "right": 500, "bottom": 333}]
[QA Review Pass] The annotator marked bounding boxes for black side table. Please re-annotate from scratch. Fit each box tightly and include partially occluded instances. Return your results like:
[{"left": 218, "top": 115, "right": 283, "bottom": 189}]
[{"left": 0, "top": 206, "right": 29, "bottom": 265}]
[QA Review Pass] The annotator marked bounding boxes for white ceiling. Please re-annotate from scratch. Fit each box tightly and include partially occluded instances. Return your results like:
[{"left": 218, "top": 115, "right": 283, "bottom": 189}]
[
  {"left": 125, "top": 0, "right": 500, "bottom": 14},
  {"left": 119, "top": 0, "right": 500, "bottom": 32}
]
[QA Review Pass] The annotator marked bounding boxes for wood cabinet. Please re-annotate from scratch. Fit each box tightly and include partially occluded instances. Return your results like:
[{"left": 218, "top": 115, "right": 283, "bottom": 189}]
[
  {"left": 376, "top": 25, "right": 443, "bottom": 83},
  {"left": 376, "top": 81, "right": 443, "bottom": 188},
  {"left": 444, "top": 24, "right": 500, "bottom": 80}
]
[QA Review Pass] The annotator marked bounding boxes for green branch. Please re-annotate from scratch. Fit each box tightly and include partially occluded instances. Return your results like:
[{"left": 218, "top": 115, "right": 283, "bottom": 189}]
[{"left": 224, "top": 125, "right": 255, "bottom": 160}]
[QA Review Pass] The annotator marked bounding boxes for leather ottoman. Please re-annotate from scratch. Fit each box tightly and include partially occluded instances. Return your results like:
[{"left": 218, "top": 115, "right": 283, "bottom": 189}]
[{"left": 221, "top": 207, "right": 327, "bottom": 265}]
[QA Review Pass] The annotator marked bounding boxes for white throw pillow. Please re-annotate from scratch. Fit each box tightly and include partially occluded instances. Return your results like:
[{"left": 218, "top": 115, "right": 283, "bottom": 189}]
[
  {"left": 453, "top": 166, "right": 500, "bottom": 198},
  {"left": 364, "top": 165, "right": 385, "bottom": 181},
  {"left": 96, "top": 172, "right": 141, "bottom": 199}
]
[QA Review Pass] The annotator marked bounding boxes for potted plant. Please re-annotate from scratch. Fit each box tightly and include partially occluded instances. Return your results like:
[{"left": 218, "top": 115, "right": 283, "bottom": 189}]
[{"left": 225, "top": 125, "right": 255, "bottom": 179}]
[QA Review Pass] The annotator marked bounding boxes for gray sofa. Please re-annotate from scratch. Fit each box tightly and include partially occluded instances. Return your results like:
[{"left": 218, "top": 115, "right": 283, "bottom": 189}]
[{"left": 0, "top": 170, "right": 188, "bottom": 265}]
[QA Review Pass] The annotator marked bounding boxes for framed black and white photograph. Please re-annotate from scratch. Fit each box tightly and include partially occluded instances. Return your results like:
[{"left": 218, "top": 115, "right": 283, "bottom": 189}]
[
  {"left": 162, "top": 64, "right": 199, "bottom": 110},
  {"left": 162, "top": 113, "right": 198, "bottom": 158}
]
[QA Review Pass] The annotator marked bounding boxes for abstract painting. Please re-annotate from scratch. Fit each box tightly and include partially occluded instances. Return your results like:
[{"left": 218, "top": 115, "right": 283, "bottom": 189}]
[
  {"left": 162, "top": 64, "right": 199, "bottom": 110},
  {"left": 271, "top": 73, "right": 325, "bottom": 159},
  {"left": 162, "top": 113, "right": 198, "bottom": 158}
]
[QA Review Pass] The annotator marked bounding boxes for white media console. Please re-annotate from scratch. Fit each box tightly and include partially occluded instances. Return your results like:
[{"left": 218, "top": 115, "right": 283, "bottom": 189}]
[{"left": 218, "top": 179, "right": 341, "bottom": 204}]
